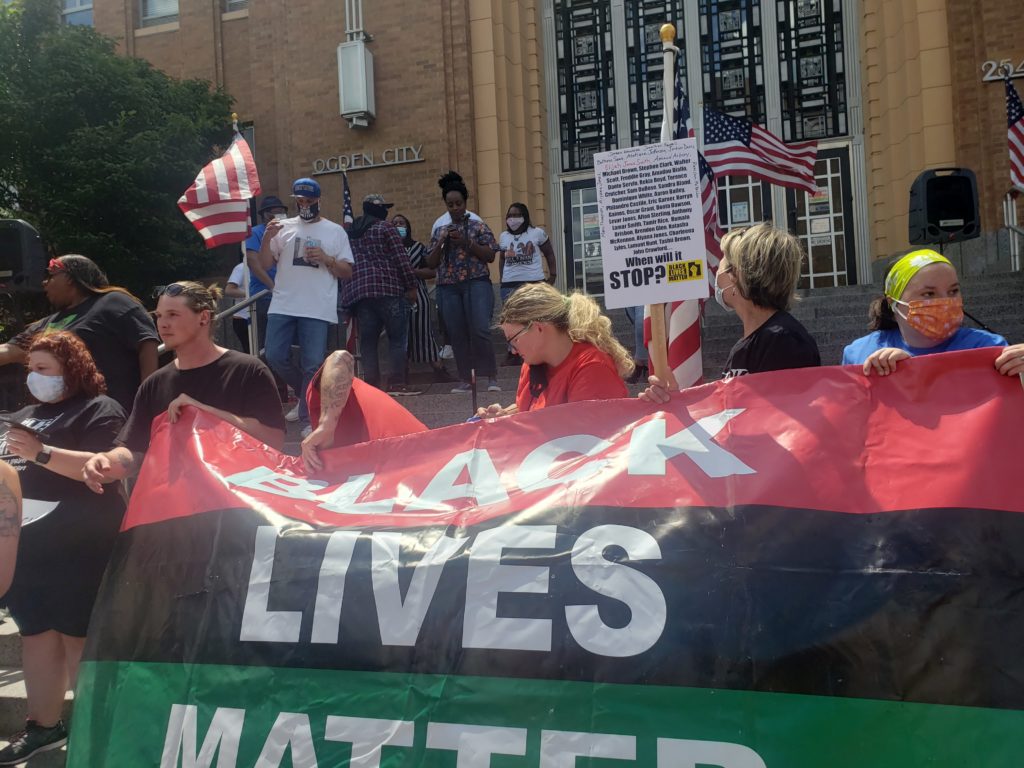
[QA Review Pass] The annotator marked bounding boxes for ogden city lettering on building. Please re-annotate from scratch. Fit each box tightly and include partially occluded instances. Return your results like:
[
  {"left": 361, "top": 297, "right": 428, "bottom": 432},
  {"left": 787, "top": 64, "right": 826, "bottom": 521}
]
[{"left": 312, "top": 145, "right": 424, "bottom": 175}]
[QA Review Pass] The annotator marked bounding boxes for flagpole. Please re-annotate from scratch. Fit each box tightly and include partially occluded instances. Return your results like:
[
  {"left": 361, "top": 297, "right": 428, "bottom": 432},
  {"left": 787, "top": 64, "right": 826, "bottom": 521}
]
[
  {"left": 231, "top": 111, "right": 260, "bottom": 356},
  {"left": 646, "top": 23, "right": 678, "bottom": 388}
]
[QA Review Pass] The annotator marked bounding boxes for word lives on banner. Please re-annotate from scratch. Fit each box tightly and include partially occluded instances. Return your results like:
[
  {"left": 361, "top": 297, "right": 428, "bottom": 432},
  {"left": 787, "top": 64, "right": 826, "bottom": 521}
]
[{"left": 68, "top": 349, "right": 1024, "bottom": 767}]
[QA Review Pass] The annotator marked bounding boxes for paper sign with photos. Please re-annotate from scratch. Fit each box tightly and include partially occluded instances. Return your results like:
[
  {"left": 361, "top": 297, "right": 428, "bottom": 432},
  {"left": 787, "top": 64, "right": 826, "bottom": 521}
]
[{"left": 291, "top": 237, "right": 322, "bottom": 268}]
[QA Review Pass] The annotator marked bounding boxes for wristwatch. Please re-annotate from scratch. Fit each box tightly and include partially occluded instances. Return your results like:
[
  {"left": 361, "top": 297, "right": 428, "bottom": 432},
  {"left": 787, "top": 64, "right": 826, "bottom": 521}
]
[{"left": 34, "top": 446, "right": 52, "bottom": 465}]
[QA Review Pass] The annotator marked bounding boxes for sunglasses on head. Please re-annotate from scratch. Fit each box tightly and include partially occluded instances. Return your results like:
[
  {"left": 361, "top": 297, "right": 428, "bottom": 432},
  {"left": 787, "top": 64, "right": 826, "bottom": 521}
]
[
  {"left": 156, "top": 283, "right": 187, "bottom": 298},
  {"left": 45, "top": 258, "right": 66, "bottom": 278}
]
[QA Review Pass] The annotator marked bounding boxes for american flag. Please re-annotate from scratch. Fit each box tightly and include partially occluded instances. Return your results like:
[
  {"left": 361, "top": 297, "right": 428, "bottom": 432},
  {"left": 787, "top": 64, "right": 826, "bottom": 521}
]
[
  {"left": 644, "top": 65, "right": 725, "bottom": 389},
  {"left": 1008, "top": 78, "right": 1024, "bottom": 192},
  {"left": 703, "top": 108, "right": 818, "bottom": 195},
  {"left": 177, "top": 135, "right": 260, "bottom": 248},
  {"left": 342, "top": 171, "right": 355, "bottom": 228}
]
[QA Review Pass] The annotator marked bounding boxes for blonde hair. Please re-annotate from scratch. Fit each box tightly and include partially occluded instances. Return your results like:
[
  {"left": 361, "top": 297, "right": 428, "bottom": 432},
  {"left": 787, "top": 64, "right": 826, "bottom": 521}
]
[
  {"left": 499, "top": 283, "right": 634, "bottom": 377},
  {"left": 720, "top": 222, "right": 805, "bottom": 311}
]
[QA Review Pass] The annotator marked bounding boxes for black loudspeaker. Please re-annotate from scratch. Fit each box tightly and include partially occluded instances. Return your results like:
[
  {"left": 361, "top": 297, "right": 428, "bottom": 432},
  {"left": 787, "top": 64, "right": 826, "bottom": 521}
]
[
  {"left": 908, "top": 168, "right": 980, "bottom": 245},
  {"left": 0, "top": 219, "right": 47, "bottom": 292}
]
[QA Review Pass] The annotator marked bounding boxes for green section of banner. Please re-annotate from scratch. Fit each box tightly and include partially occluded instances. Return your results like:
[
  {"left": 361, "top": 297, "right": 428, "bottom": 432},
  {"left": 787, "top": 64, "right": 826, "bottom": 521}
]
[{"left": 69, "top": 661, "right": 1023, "bottom": 767}]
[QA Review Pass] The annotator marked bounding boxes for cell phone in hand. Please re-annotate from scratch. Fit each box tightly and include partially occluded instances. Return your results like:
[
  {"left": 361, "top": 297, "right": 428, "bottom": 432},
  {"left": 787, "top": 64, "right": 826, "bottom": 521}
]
[{"left": 0, "top": 415, "right": 45, "bottom": 439}]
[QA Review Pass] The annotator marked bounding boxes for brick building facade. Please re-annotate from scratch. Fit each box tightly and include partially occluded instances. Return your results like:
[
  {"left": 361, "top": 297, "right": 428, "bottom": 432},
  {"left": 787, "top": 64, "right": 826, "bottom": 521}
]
[{"left": 80, "top": 0, "right": 1022, "bottom": 290}]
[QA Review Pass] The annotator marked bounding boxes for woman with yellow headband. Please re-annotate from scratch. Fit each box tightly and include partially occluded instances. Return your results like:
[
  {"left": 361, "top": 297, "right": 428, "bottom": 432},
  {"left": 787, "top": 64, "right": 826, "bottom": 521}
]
[{"left": 841, "top": 249, "right": 1007, "bottom": 375}]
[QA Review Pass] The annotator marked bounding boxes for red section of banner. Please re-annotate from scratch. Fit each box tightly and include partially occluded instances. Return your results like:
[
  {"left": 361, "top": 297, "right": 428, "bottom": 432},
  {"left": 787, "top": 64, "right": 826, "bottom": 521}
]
[{"left": 122, "top": 349, "right": 1024, "bottom": 533}]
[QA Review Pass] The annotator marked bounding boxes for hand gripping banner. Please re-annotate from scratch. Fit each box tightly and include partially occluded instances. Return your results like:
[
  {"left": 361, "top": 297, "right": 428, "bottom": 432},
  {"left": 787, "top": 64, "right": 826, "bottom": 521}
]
[{"left": 68, "top": 349, "right": 1024, "bottom": 767}]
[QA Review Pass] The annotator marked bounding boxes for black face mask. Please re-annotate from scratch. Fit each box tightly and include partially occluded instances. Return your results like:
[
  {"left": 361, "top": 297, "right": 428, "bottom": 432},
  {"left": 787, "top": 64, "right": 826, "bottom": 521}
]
[
  {"left": 298, "top": 201, "right": 320, "bottom": 221},
  {"left": 363, "top": 201, "right": 390, "bottom": 220}
]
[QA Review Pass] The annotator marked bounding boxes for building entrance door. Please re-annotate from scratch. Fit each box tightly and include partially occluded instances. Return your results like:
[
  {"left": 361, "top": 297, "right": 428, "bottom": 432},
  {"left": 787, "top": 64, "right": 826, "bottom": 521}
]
[
  {"left": 562, "top": 178, "right": 605, "bottom": 297},
  {"left": 786, "top": 146, "right": 857, "bottom": 288}
]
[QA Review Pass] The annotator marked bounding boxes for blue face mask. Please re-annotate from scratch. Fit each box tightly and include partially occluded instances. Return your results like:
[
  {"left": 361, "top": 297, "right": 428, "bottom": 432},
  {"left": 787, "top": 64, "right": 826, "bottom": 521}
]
[
  {"left": 298, "top": 201, "right": 319, "bottom": 221},
  {"left": 396, "top": 226, "right": 408, "bottom": 239}
]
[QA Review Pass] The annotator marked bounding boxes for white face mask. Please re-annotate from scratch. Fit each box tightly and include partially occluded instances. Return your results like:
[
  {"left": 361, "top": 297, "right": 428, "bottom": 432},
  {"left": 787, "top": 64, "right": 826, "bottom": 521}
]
[
  {"left": 507, "top": 217, "right": 525, "bottom": 231},
  {"left": 714, "top": 282, "right": 735, "bottom": 313},
  {"left": 27, "top": 372, "right": 66, "bottom": 403}
]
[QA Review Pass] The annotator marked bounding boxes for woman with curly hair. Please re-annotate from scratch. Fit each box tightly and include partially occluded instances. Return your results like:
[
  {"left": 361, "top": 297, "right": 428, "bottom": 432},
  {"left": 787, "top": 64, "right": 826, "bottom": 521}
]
[
  {"left": 477, "top": 282, "right": 632, "bottom": 417},
  {"left": 0, "top": 331, "right": 127, "bottom": 763}
]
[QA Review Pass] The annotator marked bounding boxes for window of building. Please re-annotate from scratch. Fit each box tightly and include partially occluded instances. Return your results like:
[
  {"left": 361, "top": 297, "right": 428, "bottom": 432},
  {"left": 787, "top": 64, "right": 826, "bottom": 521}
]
[
  {"left": 62, "top": 0, "right": 92, "bottom": 26},
  {"left": 625, "top": 1, "right": 690, "bottom": 147},
  {"left": 777, "top": 0, "right": 848, "bottom": 141},
  {"left": 140, "top": 0, "right": 178, "bottom": 28},
  {"left": 223, "top": 0, "right": 248, "bottom": 12},
  {"left": 555, "top": 0, "right": 618, "bottom": 172},
  {"left": 699, "top": 0, "right": 767, "bottom": 122}
]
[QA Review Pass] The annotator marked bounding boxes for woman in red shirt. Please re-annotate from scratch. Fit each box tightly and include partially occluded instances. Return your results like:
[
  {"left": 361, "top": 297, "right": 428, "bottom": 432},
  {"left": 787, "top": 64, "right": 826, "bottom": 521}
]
[{"left": 478, "top": 283, "right": 632, "bottom": 417}]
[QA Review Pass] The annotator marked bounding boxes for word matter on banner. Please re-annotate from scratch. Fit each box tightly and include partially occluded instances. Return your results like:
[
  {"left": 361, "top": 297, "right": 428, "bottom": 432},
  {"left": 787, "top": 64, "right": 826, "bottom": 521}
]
[{"left": 595, "top": 138, "right": 707, "bottom": 308}]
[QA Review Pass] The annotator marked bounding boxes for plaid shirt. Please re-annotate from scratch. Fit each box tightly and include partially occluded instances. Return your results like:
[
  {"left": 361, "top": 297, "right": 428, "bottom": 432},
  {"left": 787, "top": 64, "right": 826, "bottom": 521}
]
[
  {"left": 340, "top": 219, "right": 418, "bottom": 306},
  {"left": 428, "top": 217, "right": 499, "bottom": 284}
]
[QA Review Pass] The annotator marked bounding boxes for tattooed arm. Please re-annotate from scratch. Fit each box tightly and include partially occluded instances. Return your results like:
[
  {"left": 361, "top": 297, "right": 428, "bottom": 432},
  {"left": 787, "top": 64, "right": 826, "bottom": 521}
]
[
  {"left": 82, "top": 446, "right": 143, "bottom": 495},
  {"left": 0, "top": 462, "right": 21, "bottom": 594},
  {"left": 301, "top": 350, "right": 355, "bottom": 472}
]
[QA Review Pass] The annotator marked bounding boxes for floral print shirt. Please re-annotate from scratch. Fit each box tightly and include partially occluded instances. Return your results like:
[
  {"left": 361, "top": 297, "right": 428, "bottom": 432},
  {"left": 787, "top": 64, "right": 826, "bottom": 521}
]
[{"left": 428, "top": 218, "right": 499, "bottom": 284}]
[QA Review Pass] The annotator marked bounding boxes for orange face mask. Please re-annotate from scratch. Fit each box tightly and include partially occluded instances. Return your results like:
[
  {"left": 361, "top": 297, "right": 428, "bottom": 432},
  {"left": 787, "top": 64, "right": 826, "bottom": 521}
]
[{"left": 892, "top": 296, "right": 963, "bottom": 341}]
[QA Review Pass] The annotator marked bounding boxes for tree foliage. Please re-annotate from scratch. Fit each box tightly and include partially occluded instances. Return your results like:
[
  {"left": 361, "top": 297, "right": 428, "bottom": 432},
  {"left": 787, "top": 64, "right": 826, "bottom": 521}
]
[{"left": 0, "top": 0, "right": 236, "bottom": 296}]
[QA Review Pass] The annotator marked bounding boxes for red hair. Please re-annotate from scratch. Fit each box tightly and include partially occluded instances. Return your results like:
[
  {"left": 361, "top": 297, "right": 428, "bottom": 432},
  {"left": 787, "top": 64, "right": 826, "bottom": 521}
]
[{"left": 27, "top": 331, "right": 106, "bottom": 399}]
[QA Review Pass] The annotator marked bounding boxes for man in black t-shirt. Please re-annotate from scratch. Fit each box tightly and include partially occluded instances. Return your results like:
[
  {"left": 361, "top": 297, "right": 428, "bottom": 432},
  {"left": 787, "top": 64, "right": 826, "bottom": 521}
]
[
  {"left": 0, "top": 255, "right": 158, "bottom": 411},
  {"left": 82, "top": 282, "right": 284, "bottom": 493}
]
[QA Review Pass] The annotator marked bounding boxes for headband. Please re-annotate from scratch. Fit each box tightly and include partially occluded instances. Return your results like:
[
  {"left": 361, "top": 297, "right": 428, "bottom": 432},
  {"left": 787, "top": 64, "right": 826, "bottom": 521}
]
[{"left": 884, "top": 249, "right": 953, "bottom": 301}]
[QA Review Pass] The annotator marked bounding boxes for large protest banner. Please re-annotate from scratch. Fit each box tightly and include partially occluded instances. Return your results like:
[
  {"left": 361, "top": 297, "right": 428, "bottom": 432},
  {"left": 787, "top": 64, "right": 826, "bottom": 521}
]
[{"left": 68, "top": 349, "right": 1024, "bottom": 767}]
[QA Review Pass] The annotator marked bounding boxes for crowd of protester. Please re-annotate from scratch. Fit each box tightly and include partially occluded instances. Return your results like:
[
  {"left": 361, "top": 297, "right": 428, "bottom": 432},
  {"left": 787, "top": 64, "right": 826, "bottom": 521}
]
[{"left": 0, "top": 173, "right": 1022, "bottom": 763}]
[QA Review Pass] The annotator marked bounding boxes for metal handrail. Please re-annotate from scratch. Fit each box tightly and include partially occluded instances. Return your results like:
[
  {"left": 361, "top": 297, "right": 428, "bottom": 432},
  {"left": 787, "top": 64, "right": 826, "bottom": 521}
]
[
  {"left": 213, "top": 288, "right": 270, "bottom": 322},
  {"left": 1003, "top": 191, "right": 1022, "bottom": 272},
  {"left": 156, "top": 288, "right": 270, "bottom": 354}
]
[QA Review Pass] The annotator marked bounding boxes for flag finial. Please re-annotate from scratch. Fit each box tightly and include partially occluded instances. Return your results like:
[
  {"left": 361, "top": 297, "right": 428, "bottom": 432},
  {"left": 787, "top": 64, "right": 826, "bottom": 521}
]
[
  {"left": 660, "top": 23, "right": 675, "bottom": 43},
  {"left": 231, "top": 112, "right": 239, "bottom": 133}
]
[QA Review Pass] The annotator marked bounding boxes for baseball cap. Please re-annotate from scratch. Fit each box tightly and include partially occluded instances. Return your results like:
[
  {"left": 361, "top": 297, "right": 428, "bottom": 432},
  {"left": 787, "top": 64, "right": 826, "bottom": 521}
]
[
  {"left": 363, "top": 193, "right": 394, "bottom": 208},
  {"left": 257, "top": 195, "right": 287, "bottom": 213},
  {"left": 291, "top": 178, "right": 321, "bottom": 199}
]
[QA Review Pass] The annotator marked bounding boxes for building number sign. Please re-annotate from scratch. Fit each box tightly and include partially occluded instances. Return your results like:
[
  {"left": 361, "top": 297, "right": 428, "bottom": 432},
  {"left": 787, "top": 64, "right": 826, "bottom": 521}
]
[{"left": 981, "top": 58, "right": 1024, "bottom": 82}]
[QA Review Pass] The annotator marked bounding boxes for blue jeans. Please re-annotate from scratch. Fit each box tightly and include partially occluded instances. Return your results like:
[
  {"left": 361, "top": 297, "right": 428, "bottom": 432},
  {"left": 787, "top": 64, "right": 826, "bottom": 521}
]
[
  {"left": 354, "top": 296, "right": 410, "bottom": 387},
  {"left": 264, "top": 314, "right": 329, "bottom": 423},
  {"left": 499, "top": 280, "right": 542, "bottom": 304},
  {"left": 436, "top": 279, "right": 496, "bottom": 382}
]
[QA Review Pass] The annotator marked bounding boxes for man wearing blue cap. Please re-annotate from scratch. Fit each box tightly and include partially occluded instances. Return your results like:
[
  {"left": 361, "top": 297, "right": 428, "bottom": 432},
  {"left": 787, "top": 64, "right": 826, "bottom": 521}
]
[{"left": 255, "top": 178, "right": 354, "bottom": 433}]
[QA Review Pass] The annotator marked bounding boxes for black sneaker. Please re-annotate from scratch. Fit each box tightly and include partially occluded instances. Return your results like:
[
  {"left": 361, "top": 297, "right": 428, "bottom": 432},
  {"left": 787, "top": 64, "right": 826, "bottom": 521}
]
[{"left": 0, "top": 720, "right": 68, "bottom": 765}]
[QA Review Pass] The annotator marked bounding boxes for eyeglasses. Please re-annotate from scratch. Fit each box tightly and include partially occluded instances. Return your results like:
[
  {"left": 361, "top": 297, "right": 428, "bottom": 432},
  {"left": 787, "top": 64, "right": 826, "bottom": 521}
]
[{"left": 505, "top": 322, "right": 533, "bottom": 349}]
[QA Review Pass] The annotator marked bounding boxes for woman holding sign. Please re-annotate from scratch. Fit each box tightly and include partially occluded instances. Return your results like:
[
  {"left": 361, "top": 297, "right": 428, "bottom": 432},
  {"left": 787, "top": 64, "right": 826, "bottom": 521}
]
[
  {"left": 641, "top": 223, "right": 819, "bottom": 402},
  {"left": 477, "top": 283, "right": 632, "bottom": 417},
  {"left": 842, "top": 249, "right": 1007, "bottom": 376},
  {"left": 0, "top": 331, "right": 126, "bottom": 764}
]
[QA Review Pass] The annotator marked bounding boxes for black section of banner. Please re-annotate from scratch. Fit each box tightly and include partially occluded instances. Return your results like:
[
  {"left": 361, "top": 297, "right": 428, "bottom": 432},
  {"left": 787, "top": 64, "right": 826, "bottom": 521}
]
[{"left": 85, "top": 505, "right": 1024, "bottom": 709}]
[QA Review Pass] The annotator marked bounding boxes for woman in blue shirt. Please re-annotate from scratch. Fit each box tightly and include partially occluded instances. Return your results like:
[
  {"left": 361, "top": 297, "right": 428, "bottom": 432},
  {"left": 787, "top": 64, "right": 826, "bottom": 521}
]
[{"left": 842, "top": 249, "right": 1007, "bottom": 375}]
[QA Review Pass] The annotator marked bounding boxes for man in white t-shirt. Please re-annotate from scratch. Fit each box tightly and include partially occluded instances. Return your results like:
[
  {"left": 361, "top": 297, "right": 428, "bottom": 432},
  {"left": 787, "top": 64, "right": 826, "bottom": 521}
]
[{"left": 256, "top": 177, "right": 354, "bottom": 429}]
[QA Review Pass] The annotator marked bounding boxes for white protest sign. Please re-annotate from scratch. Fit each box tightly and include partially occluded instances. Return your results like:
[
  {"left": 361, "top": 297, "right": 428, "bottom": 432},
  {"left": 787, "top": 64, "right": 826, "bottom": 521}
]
[{"left": 595, "top": 139, "right": 707, "bottom": 309}]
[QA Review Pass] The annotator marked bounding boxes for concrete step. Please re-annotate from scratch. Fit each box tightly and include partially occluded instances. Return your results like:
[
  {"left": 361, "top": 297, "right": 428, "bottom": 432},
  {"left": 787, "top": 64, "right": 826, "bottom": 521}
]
[
  {"left": 0, "top": 621, "right": 21, "bottom": 669},
  {"left": 0, "top": 667, "right": 74, "bottom": 738},
  {"left": 0, "top": 621, "right": 74, "bottom": 743}
]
